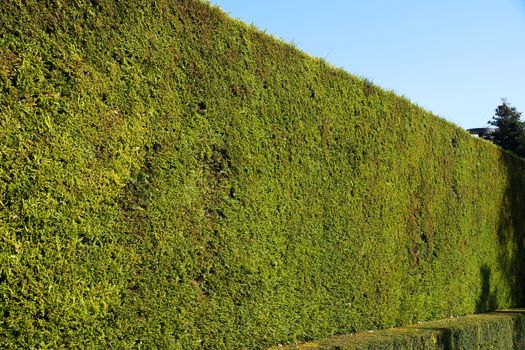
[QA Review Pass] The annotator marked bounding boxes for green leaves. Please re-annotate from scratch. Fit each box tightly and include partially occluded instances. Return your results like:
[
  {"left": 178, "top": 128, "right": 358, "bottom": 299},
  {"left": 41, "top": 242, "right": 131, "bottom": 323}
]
[{"left": 1, "top": 0, "right": 524, "bottom": 349}]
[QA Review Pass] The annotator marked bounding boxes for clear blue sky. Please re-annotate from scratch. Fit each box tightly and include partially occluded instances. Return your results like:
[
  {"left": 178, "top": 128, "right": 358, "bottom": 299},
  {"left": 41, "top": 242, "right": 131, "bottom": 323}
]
[{"left": 209, "top": 0, "right": 525, "bottom": 129}]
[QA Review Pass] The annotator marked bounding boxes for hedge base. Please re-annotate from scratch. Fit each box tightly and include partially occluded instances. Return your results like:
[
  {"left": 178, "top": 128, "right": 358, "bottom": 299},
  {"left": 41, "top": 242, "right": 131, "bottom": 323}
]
[{"left": 273, "top": 309, "right": 525, "bottom": 349}]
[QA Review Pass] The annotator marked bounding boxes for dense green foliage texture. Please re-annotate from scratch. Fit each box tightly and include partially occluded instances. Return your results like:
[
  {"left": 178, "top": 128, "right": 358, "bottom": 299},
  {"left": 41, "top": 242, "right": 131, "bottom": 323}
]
[{"left": 1, "top": 0, "right": 525, "bottom": 348}]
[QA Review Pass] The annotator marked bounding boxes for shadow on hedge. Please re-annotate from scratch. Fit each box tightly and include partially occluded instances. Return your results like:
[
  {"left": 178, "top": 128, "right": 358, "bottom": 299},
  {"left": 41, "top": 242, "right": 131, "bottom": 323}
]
[{"left": 480, "top": 153, "right": 525, "bottom": 313}]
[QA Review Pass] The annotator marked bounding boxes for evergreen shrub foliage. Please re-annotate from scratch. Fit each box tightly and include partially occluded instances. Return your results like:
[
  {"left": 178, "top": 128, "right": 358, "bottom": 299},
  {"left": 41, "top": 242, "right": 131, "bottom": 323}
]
[{"left": 0, "top": 0, "right": 524, "bottom": 348}]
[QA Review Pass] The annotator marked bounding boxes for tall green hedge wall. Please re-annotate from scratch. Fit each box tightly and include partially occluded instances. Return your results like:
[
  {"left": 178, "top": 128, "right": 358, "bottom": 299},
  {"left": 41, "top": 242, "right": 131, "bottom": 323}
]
[{"left": 1, "top": 0, "right": 524, "bottom": 348}]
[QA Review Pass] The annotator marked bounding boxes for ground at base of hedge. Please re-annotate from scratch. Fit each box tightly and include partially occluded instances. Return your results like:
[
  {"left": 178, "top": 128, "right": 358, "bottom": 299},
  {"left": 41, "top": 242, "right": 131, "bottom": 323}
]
[{"left": 270, "top": 309, "right": 525, "bottom": 350}]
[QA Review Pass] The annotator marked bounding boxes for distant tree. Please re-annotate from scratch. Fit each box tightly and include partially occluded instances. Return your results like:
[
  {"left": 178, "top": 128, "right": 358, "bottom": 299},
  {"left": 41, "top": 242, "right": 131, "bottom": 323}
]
[{"left": 488, "top": 100, "right": 525, "bottom": 158}]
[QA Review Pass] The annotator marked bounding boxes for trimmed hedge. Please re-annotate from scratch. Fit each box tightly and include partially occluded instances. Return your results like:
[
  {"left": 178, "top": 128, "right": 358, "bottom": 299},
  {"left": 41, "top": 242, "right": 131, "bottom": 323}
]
[
  {"left": 0, "top": 0, "right": 524, "bottom": 348},
  {"left": 273, "top": 309, "right": 525, "bottom": 349}
]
